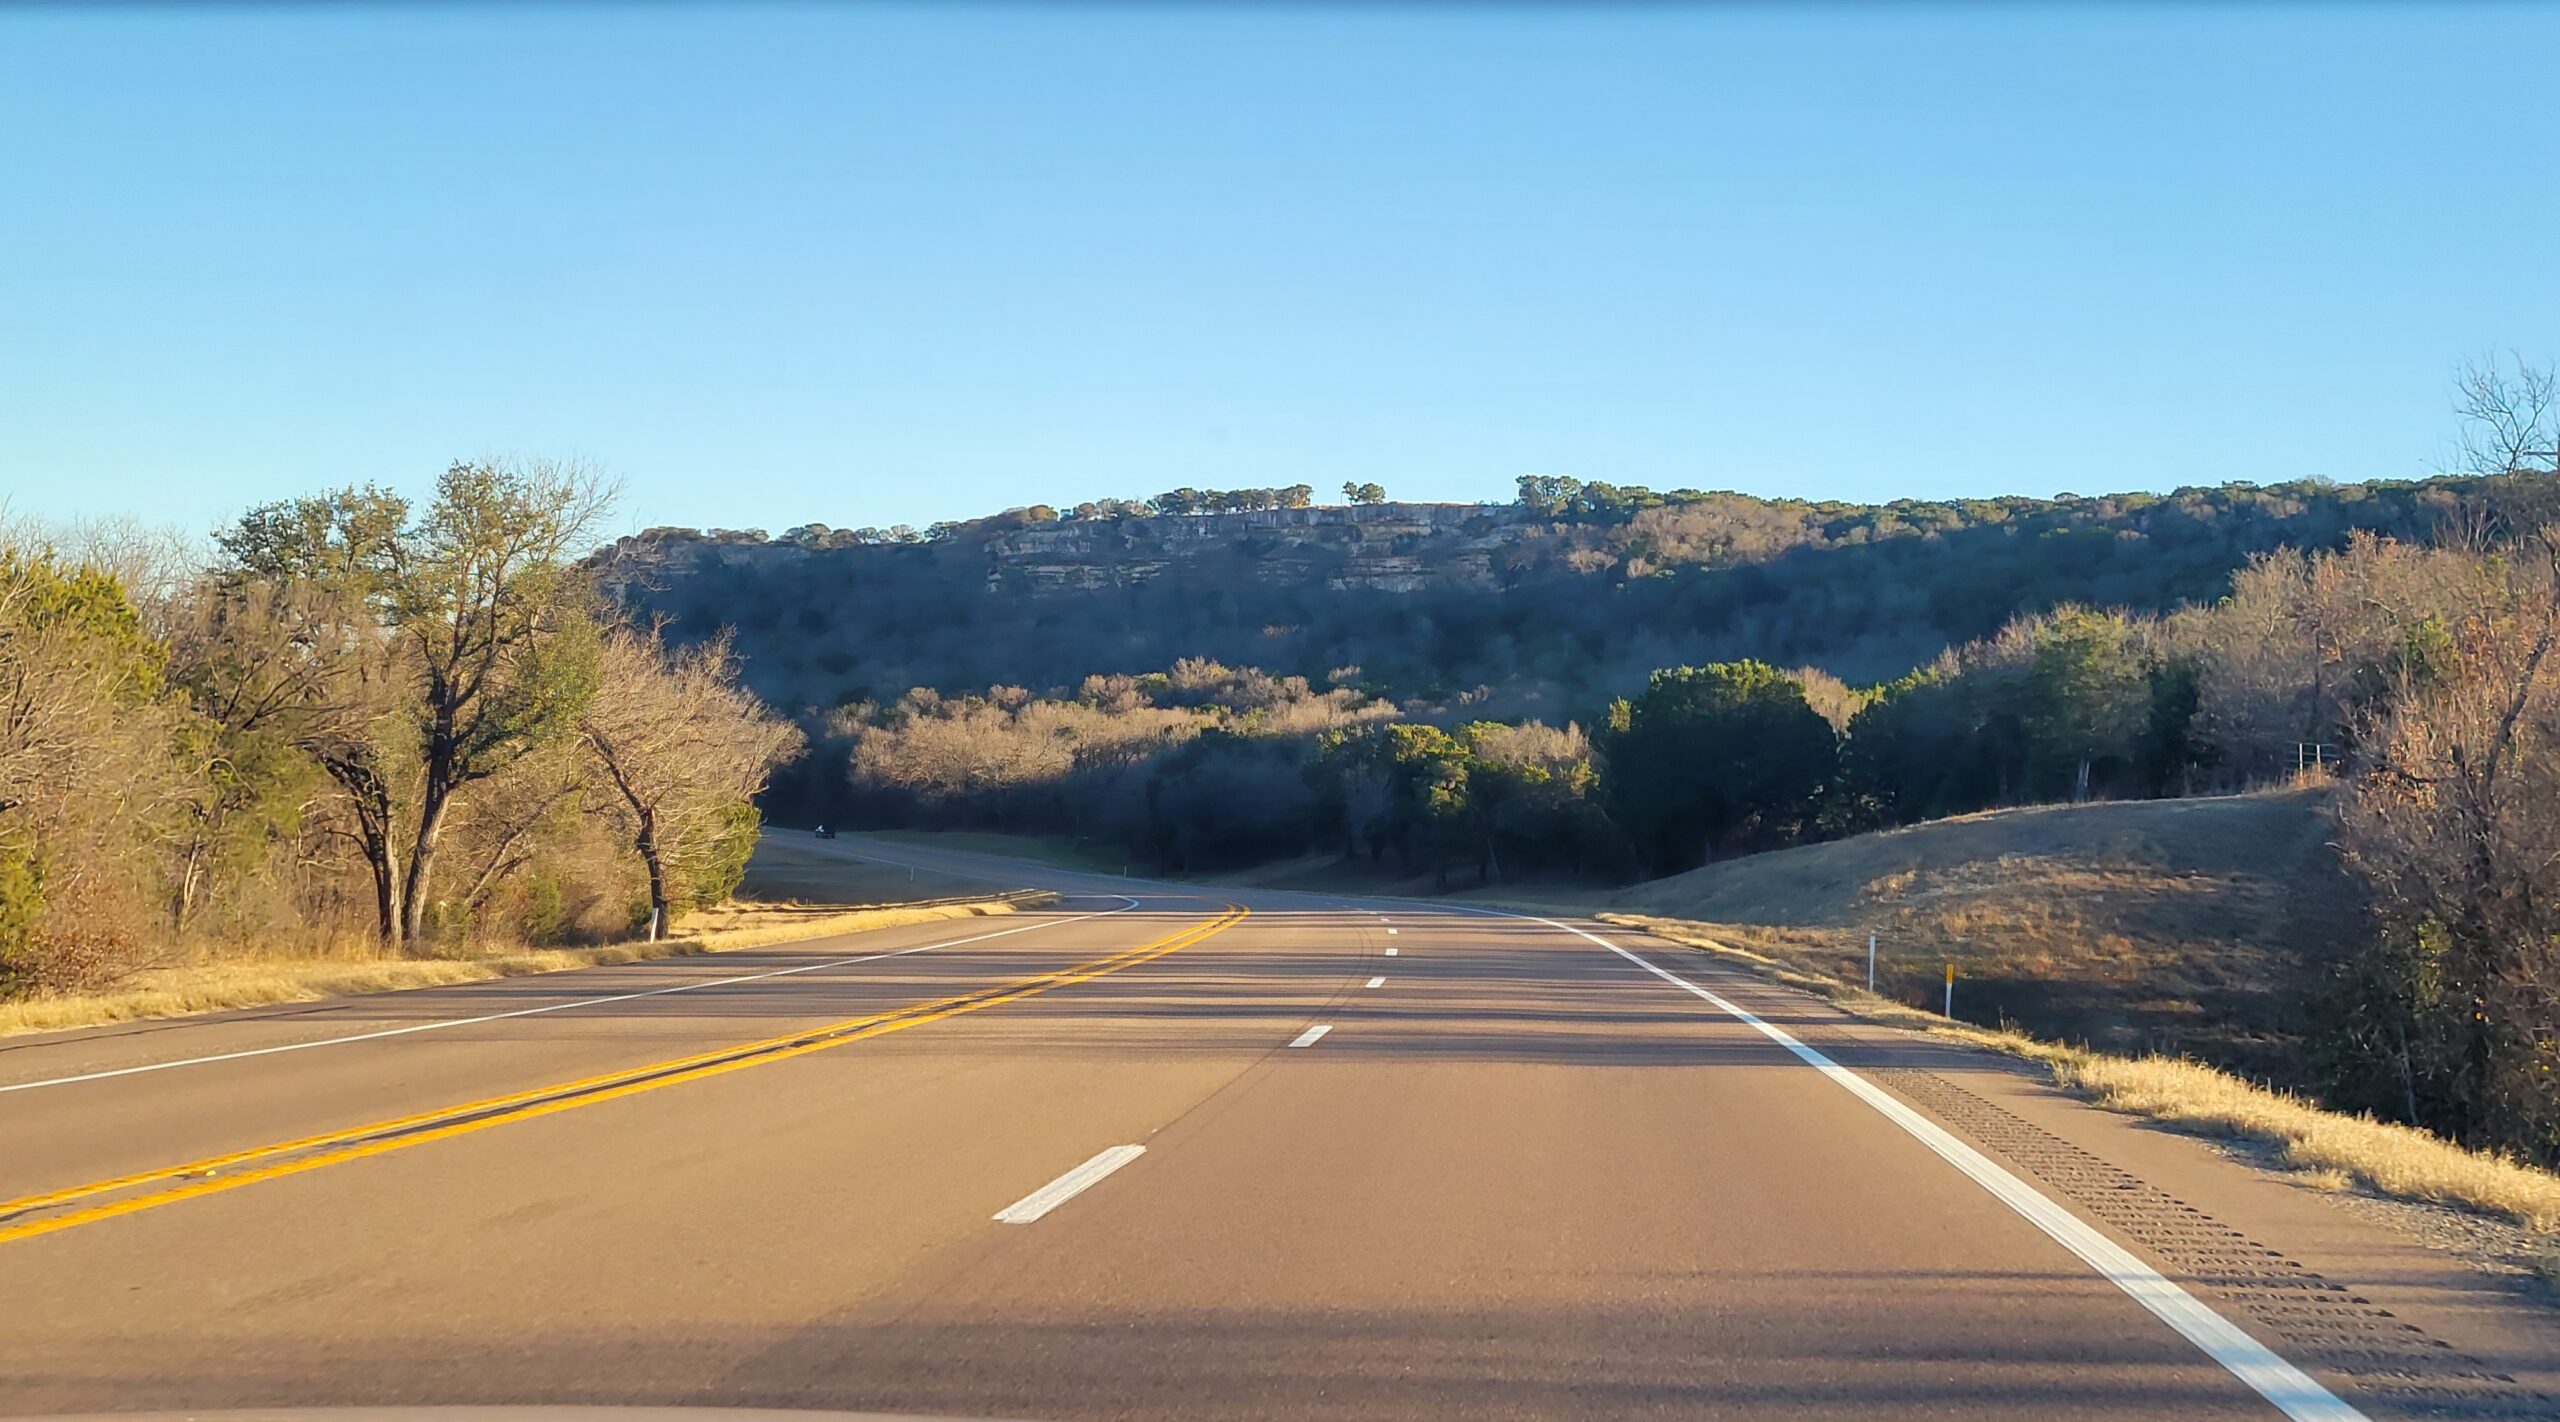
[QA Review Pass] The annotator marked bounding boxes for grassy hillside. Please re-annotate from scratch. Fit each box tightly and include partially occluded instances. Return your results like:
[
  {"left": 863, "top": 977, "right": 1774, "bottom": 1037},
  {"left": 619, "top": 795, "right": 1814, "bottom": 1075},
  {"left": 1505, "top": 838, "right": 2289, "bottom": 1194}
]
[
  {"left": 734, "top": 836, "right": 1008, "bottom": 903},
  {"left": 1607, "top": 786, "right": 2363, "bottom": 1086}
]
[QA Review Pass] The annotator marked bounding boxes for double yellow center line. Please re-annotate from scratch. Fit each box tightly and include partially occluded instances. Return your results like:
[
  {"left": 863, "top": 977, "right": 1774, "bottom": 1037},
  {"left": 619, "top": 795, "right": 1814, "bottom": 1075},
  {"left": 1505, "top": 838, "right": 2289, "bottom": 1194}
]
[{"left": 0, "top": 905, "right": 1246, "bottom": 1247}]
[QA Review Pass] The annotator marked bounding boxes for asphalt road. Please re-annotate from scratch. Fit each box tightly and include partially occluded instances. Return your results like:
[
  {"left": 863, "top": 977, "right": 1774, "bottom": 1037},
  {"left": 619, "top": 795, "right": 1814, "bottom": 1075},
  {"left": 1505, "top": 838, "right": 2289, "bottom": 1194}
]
[{"left": 3, "top": 832, "right": 2556, "bottom": 1422}]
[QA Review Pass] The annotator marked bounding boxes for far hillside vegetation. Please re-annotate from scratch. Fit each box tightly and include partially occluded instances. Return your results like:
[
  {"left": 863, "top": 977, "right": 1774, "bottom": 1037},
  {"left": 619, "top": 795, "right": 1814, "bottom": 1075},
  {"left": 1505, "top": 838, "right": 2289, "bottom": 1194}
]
[
  {"left": 606, "top": 467, "right": 2560, "bottom": 723},
  {"left": 656, "top": 358, "right": 2560, "bottom": 1169}
]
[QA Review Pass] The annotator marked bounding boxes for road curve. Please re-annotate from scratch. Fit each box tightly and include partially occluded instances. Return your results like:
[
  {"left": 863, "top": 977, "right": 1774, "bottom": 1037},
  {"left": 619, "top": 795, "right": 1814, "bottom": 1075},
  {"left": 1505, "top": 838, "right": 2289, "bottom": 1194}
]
[{"left": 0, "top": 831, "right": 2554, "bottom": 1421}]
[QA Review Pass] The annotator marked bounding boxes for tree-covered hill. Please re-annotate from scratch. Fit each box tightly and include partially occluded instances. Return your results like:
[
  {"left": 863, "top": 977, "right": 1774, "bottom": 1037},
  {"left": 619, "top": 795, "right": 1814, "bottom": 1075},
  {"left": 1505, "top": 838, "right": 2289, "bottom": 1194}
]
[{"left": 602, "top": 472, "right": 2541, "bottom": 719}]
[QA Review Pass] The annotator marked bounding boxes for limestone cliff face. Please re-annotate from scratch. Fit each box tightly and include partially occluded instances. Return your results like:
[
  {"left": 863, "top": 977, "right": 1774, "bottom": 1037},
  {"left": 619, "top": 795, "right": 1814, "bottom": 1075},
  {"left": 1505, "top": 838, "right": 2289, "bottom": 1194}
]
[{"left": 600, "top": 503, "right": 1537, "bottom": 599}]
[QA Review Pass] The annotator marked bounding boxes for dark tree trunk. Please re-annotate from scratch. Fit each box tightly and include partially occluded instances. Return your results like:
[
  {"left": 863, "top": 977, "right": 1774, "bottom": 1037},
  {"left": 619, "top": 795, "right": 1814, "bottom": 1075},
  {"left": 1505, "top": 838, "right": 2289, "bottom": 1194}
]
[
  {"left": 635, "top": 804, "right": 669, "bottom": 931},
  {"left": 317, "top": 750, "right": 403, "bottom": 945}
]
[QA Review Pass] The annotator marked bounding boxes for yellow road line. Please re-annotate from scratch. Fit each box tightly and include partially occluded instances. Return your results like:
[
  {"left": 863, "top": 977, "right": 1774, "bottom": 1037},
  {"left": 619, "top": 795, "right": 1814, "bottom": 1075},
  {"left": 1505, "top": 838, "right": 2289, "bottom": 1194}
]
[
  {"left": 0, "top": 906, "right": 1245, "bottom": 1247},
  {"left": 3, "top": 906, "right": 1238, "bottom": 1216}
]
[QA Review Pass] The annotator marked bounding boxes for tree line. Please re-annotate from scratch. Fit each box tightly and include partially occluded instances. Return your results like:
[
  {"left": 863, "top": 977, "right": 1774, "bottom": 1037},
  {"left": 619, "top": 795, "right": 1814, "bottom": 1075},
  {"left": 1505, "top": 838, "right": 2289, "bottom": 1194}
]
[
  {"left": 0, "top": 461, "right": 802, "bottom": 997},
  {"left": 691, "top": 484, "right": 1343, "bottom": 552},
  {"left": 617, "top": 464, "right": 2560, "bottom": 741}
]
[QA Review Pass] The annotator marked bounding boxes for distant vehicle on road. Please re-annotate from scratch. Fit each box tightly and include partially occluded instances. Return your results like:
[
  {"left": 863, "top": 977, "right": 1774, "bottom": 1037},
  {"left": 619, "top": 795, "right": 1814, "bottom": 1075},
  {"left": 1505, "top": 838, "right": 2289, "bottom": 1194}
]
[{"left": 813, "top": 824, "right": 835, "bottom": 839}]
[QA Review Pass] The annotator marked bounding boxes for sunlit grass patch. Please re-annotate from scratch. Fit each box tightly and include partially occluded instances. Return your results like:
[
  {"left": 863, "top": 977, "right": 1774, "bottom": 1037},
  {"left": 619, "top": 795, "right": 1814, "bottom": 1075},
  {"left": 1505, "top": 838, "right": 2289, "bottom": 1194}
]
[
  {"left": 2053, "top": 1051, "right": 2560, "bottom": 1232},
  {"left": 0, "top": 892, "right": 1056, "bottom": 1039}
]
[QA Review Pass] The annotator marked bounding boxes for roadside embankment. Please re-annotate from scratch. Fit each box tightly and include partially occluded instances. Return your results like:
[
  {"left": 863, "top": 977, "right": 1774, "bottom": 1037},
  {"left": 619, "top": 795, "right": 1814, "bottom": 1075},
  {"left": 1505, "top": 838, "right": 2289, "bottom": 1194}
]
[
  {"left": 0, "top": 892, "right": 1057, "bottom": 1039},
  {"left": 1604, "top": 788, "right": 2362, "bottom": 1086},
  {"left": 0, "top": 833, "right": 1056, "bottom": 1038}
]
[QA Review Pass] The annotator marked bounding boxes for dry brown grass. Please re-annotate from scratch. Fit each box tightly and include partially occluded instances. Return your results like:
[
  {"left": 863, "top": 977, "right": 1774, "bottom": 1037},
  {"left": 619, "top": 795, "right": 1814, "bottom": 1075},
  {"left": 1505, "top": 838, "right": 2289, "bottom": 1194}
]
[
  {"left": 1, "top": 834, "right": 1061, "bottom": 1039},
  {"left": 1605, "top": 788, "right": 2361, "bottom": 1083},
  {"left": 1610, "top": 912, "right": 2560, "bottom": 1237},
  {"left": 2054, "top": 1052, "right": 2560, "bottom": 1232}
]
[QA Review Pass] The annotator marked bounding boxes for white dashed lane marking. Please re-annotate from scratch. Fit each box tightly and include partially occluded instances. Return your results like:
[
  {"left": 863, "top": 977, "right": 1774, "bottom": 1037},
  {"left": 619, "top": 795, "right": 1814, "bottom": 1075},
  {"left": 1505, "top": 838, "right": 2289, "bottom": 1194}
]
[{"left": 992, "top": 1145, "right": 1146, "bottom": 1224}]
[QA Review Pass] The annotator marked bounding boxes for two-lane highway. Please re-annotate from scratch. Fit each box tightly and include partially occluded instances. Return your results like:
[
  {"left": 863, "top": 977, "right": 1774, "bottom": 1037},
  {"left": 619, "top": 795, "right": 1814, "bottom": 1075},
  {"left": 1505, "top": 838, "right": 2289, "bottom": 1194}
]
[{"left": 2, "top": 832, "right": 2555, "bottom": 1420}]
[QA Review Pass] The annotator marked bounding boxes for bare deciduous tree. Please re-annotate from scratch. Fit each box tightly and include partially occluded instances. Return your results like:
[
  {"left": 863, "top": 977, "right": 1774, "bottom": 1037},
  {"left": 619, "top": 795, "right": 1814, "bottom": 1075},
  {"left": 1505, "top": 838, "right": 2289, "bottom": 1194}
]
[
  {"left": 0, "top": 547, "right": 182, "bottom": 988},
  {"left": 2338, "top": 530, "right": 2560, "bottom": 1159},
  {"left": 582, "top": 628, "right": 803, "bottom": 928},
  {"left": 2456, "top": 353, "right": 2558, "bottom": 478},
  {"left": 2176, "top": 535, "right": 2489, "bottom": 783}
]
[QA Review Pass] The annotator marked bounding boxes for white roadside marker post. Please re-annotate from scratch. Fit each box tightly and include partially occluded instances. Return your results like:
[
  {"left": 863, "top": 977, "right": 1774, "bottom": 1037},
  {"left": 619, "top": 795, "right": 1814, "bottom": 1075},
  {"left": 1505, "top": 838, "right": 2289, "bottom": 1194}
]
[
  {"left": 1944, "top": 962, "right": 1955, "bottom": 1019},
  {"left": 1867, "top": 933, "right": 1876, "bottom": 993}
]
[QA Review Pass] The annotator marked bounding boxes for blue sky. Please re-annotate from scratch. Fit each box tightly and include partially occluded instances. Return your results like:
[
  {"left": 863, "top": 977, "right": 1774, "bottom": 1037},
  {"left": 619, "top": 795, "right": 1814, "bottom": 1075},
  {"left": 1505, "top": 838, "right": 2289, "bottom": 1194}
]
[{"left": 4, "top": 3, "right": 2556, "bottom": 540}]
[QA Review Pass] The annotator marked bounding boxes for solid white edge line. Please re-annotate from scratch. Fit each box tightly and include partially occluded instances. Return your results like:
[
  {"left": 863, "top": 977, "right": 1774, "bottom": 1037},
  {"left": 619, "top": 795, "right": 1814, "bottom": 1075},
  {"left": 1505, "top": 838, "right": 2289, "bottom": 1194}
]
[
  {"left": 0, "top": 898, "right": 1144, "bottom": 1096},
  {"left": 993, "top": 1144, "right": 1146, "bottom": 1224},
  {"left": 1476, "top": 907, "right": 2365, "bottom": 1422},
  {"left": 1365, "top": 976, "right": 1385, "bottom": 989},
  {"left": 1289, "top": 1024, "right": 1332, "bottom": 1048}
]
